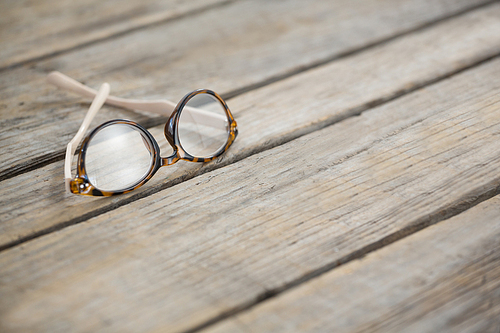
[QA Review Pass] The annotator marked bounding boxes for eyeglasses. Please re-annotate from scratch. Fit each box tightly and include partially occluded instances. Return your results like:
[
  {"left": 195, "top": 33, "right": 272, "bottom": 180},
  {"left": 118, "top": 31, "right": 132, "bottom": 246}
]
[{"left": 48, "top": 72, "right": 238, "bottom": 196}]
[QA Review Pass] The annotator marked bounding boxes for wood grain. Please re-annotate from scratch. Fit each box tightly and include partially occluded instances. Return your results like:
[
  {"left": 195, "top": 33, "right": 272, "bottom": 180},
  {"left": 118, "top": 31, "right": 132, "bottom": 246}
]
[
  {"left": 1, "top": 53, "right": 500, "bottom": 332},
  {"left": 205, "top": 196, "right": 500, "bottom": 333},
  {"left": 1, "top": 4, "right": 500, "bottom": 249},
  {"left": 0, "top": 0, "right": 490, "bottom": 179},
  {"left": 0, "top": 0, "right": 230, "bottom": 69}
]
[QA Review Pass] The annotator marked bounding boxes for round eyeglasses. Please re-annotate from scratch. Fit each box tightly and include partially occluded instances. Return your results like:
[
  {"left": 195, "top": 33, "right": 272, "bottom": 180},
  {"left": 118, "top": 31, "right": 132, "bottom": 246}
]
[{"left": 48, "top": 72, "right": 238, "bottom": 196}]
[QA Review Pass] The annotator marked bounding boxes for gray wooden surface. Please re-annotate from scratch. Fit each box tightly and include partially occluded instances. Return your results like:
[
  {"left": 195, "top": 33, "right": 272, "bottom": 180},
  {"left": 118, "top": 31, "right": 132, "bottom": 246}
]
[
  {"left": 206, "top": 195, "right": 500, "bottom": 333},
  {"left": 1, "top": 1, "right": 499, "bottom": 332}
]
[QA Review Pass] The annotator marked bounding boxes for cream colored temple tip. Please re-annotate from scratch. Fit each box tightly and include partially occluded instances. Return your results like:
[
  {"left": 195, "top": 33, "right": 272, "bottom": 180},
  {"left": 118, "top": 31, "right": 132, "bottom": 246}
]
[
  {"left": 47, "top": 71, "right": 77, "bottom": 87},
  {"left": 47, "top": 71, "right": 67, "bottom": 85},
  {"left": 48, "top": 71, "right": 97, "bottom": 98}
]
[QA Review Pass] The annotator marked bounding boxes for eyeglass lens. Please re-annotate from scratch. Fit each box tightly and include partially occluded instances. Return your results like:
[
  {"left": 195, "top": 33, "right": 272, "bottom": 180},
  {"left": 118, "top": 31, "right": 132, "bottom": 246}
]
[
  {"left": 84, "top": 124, "right": 154, "bottom": 192},
  {"left": 178, "top": 93, "right": 229, "bottom": 158}
]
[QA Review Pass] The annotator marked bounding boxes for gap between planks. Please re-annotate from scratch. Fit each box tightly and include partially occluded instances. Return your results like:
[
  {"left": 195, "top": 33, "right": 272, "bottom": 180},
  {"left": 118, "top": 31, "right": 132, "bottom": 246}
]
[
  {"left": 2, "top": 2, "right": 500, "bottom": 251},
  {"left": 0, "top": 0, "right": 496, "bottom": 182}
]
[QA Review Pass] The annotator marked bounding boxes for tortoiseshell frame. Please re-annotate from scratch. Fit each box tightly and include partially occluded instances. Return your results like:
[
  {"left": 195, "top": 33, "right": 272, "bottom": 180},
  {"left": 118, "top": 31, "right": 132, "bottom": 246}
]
[{"left": 69, "top": 89, "right": 238, "bottom": 196}]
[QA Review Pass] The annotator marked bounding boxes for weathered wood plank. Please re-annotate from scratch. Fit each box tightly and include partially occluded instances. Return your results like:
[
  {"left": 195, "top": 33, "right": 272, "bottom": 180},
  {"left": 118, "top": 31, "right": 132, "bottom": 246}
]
[
  {"left": 0, "top": 0, "right": 490, "bottom": 179},
  {"left": 0, "top": 0, "right": 229, "bottom": 69},
  {"left": 205, "top": 196, "right": 500, "bottom": 333},
  {"left": 2, "top": 52, "right": 500, "bottom": 332},
  {"left": 1, "top": 5, "right": 500, "bottom": 249}
]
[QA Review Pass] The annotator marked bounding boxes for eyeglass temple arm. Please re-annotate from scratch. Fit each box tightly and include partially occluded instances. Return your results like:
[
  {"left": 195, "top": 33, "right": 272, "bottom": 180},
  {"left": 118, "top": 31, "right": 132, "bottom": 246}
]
[
  {"left": 64, "top": 83, "right": 110, "bottom": 193},
  {"left": 47, "top": 71, "right": 227, "bottom": 129}
]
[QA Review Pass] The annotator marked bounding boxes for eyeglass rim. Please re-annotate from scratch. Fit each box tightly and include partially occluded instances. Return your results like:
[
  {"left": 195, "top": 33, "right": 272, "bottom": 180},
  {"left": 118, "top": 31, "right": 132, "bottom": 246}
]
[
  {"left": 165, "top": 89, "right": 238, "bottom": 163},
  {"left": 71, "top": 120, "right": 162, "bottom": 196}
]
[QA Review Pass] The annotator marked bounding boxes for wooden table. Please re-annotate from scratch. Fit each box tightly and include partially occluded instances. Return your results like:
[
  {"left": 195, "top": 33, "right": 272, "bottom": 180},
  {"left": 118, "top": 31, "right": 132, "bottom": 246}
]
[{"left": 1, "top": 1, "right": 500, "bottom": 332}]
